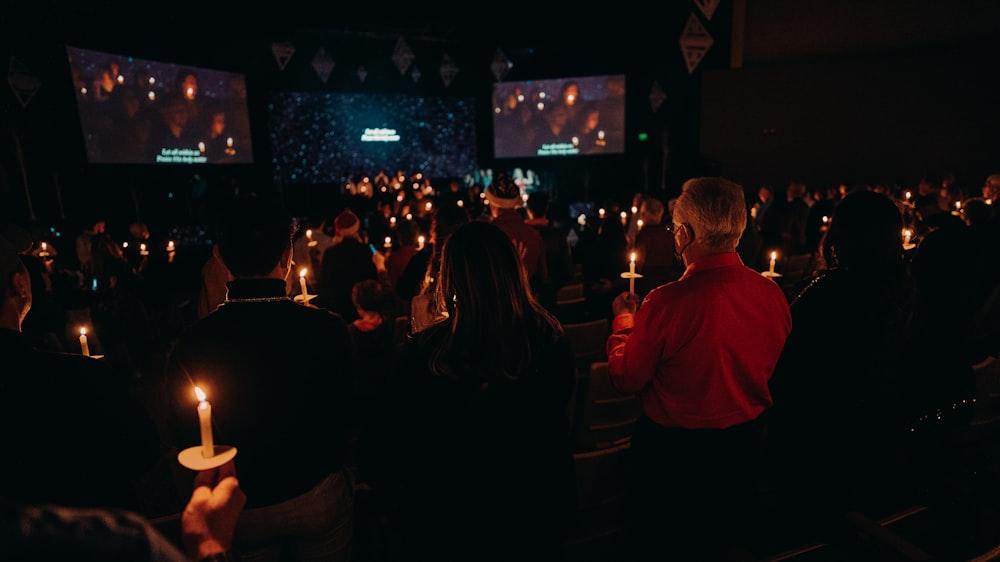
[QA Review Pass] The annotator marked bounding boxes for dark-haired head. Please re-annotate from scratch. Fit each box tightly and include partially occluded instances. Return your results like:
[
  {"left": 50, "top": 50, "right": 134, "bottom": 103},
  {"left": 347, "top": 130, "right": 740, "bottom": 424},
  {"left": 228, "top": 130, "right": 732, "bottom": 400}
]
[
  {"left": 822, "top": 190, "right": 902, "bottom": 271},
  {"left": 217, "top": 194, "right": 294, "bottom": 278},
  {"left": 432, "top": 221, "right": 561, "bottom": 380}
]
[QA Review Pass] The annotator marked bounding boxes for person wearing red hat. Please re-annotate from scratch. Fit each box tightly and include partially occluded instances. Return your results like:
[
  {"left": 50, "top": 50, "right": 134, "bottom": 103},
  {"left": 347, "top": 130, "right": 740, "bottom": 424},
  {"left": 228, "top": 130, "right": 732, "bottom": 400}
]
[{"left": 315, "top": 207, "right": 378, "bottom": 322}]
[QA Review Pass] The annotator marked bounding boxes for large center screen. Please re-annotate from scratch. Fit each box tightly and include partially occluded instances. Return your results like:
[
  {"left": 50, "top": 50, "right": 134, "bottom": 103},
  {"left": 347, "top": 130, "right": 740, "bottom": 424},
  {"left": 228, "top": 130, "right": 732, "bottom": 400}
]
[{"left": 268, "top": 91, "right": 478, "bottom": 185}]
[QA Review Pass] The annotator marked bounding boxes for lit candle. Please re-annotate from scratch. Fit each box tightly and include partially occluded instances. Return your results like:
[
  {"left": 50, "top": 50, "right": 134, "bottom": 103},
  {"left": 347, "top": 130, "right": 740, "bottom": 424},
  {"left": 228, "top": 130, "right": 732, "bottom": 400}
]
[
  {"left": 905, "top": 190, "right": 912, "bottom": 202},
  {"left": 140, "top": 243, "right": 149, "bottom": 256},
  {"left": 598, "top": 208, "right": 606, "bottom": 219},
  {"left": 629, "top": 252, "right": 637, "bottom": 294},
  {"left": 78, "top": 327, "right": 90, "bottom": 357},
  {"left": 768, "top": 251, "right": 777, "bottom": 276},
  {"left": 417, "top": 235, "right": 425, "bottom": 251},
  {"left": 636, "top": 219, "right": 644, "bottom": 231},
  {"left": 194, "top": 386, "right": 214, "bottom": 458},
  {"left": 620, "top": 211, "right": 628, "bottom": 226},
  {"left": 384, "top": 235, "right": 392, "bottom": 249},
  {"left": 903, "top": 228, "right": 913, "bottom": 246},
  {"left": 299, "top": 268, "right": 309, "bottom": 300}
]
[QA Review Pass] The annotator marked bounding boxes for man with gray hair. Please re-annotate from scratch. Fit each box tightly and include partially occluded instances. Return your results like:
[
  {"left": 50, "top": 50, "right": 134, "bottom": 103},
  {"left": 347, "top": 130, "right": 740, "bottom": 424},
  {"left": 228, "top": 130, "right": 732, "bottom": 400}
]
[{"left": 606, "top": 177, "right": 792, "bottom": 560}]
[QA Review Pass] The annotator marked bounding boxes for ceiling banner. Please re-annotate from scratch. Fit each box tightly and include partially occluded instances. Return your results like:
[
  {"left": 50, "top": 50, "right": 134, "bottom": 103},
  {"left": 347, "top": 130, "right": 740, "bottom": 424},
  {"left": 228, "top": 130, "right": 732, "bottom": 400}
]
[
  {"left": 694, "top": 0, "right": 720, "bottom": 20},
  {"left": 8, "top": 56, "right": 41, "bottom": 108},
  {"left": 392, "top": 37, "right": 415, "bottom": 76},
  {"left": 679, "top": 12, "right": 714, "bottom": 74},
  {"left": 491, "top": 48, "right": 512, "bottom": 81},
  {"left": 649, "top": 81, "right": 667, "bottom": 113},
  {"left": 440, "top": 53, "right": 459, "bottom": 88},
  {"left": 311, "top": 48, "right": 335, "bottom": 84},
  {"left": 271, "top": 41, "right": 295, "bottom": 71}
]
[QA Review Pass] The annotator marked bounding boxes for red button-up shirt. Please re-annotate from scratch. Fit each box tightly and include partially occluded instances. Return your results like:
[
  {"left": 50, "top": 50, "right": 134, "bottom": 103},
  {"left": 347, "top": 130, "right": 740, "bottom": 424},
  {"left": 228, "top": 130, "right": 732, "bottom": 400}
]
[{"left": 607, "top": 252, "right": 791, "bottom": 429}]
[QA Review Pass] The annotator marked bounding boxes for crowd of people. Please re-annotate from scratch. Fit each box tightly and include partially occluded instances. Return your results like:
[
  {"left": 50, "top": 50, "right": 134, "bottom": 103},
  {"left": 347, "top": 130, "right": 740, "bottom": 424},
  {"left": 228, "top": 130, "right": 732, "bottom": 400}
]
[{"left": 2, "top": 168, "right": 1000, "bottom": 560}]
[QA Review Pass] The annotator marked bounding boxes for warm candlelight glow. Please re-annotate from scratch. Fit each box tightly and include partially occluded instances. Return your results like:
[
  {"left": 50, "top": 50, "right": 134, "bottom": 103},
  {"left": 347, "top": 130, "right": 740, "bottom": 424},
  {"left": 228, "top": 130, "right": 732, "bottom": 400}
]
[
  {"left": 629, "top": 252, "right": 637, "bottom": 294},
  {"left": 79, "top": 327, "right": 90, "bottom": 357},
  {"left": 417, "top": 235, "right": 426, "bottom": 250},
  {"left": 598, "top": 208, "right": 606, "bottom": 219},
  {"left": 768, "top": 251, "right": 777, "bottom": 276},
  {"left": 299, "top": 268, "right": 309, "bottom": 299},
  {"left": 637, "top": 219, "right": 644, "bottom": 230},
  {"left": 384, "top": 235, "right": 392, "bottom": 249},
  {"left": 903, "top": 228, "right": 913, "bottom": 246},
  {"left": 194, "top": 386, "right": 214, "bottom": 458}
]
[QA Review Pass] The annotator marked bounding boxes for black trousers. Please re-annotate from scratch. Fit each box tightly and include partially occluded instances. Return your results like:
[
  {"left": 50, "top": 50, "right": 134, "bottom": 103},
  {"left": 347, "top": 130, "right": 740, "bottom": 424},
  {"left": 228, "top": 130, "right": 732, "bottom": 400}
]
[{"left": 623, "top": 415, "right": 766, "bottom": 561}]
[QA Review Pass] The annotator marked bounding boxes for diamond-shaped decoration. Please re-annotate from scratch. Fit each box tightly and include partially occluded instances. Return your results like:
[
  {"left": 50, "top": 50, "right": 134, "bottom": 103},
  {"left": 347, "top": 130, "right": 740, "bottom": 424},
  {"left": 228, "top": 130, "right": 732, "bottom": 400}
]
[
  {"left": 440, "top": 54, "right": 459, "bottom": 88},
  {"left": 491, "top": 48, "right": 512, "bottom": 81},
  {"left": 649, "top": 81, "right": 667, "bottom": 113},
  {"left": 8, "top": 56, "right": 41, "bottom": 108},
  {"left": 271, "top": 41, "right": 295, "bottom": 71},
  {"left": 392, "top": 37, "right": 415, "bottom": 76},
  {"left": 311, "top": 48, "right": 335, "bottom": 84},
  {"left": 410, "top": 66, "right": 421, "bottom": 83},
  {"left": 679, "top": 12, "right": 714, "bottom": 74},
  {"left": 357, "top": 65, "right": 368, "bottom": 83},
  {"left": 694, "top": 0, "right": 720, "bottom": 20}
]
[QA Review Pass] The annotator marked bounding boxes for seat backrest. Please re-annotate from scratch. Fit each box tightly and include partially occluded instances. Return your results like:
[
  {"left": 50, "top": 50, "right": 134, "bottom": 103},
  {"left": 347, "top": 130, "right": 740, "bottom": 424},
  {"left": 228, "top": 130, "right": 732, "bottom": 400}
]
[
  {"left": 565, "top": 441, "right": 632, "bottom": 557},
  {"left": 572, "top": 361, "right": 641, "bottom": 451}
]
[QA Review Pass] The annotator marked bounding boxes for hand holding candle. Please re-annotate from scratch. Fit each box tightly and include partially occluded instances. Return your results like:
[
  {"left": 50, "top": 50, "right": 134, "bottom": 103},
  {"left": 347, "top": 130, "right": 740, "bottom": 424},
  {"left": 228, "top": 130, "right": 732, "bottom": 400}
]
[{"left": 194, "top": 386, "right": 214, "bottom": 458}]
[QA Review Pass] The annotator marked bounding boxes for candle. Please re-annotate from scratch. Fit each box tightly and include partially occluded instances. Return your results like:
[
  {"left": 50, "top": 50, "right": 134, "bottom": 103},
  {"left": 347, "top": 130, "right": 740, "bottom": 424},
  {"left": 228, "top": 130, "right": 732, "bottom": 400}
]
[
  {"left": 598, "top": 208, "right": 606, "bottom": 219},
  {"left": 768, "top": 251, "right": 777, "bottom": 276},
  {"left": 384, "top": 235, "right": 392, "bottom": 249},
  {"left": 417, "top": 235, "right": 425, "bottom": 251},
  {"left": 629, "top": 252, "right": 637, "bottom": 294},
  {"left": 620, "top": 211, "right": 628, "bottom": 226},
  {"left": 194, "top": 386, "right": 214, "bottom": 458},
  {"left": 903, "top": 228, "right": 913, "bottom": 246},
  {"left": 306, "top": 229, "right": 313, "bottom": 242},
  {"left": 78, "top": 327, "right": 90, "bottom": 357},
  {"left": 636, "top": 219, "right": 644, "bottom": 231},
  {"left": 299, "top": 268, "right": 309, "bottom": 299}
]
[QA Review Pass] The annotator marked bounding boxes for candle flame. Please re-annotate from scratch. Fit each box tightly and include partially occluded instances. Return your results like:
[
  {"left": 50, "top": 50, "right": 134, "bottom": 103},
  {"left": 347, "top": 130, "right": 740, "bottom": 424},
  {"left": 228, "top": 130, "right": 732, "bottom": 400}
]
[
  {"left": 79, "top": 327, "right": 86, "bottom": 336},
  {"left": 298, "top": 268, "right": 307, "bottom": 279},
  {"left": 194, "top": 386, "right": 207, "bottom": 402},
  {"left": 771, "top": 251, "right": 777, "bottom": 260},
  {"left": 630, "top": 252, "right": 636, "bottom": 264}
]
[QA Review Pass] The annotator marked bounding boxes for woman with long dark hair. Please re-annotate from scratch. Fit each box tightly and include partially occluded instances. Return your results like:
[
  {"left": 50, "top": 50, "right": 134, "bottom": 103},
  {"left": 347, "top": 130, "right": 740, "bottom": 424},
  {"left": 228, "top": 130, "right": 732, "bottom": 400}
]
[{"left": 358, "top": 220, "right": 577, "bottom": 561}]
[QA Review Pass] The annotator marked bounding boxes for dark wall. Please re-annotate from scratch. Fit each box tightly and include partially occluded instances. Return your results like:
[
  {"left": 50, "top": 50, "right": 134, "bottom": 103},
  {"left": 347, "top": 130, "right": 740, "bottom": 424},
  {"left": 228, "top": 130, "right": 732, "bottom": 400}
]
[{"left": 700, "top": 44, "right": 1000, "bottom": 191}]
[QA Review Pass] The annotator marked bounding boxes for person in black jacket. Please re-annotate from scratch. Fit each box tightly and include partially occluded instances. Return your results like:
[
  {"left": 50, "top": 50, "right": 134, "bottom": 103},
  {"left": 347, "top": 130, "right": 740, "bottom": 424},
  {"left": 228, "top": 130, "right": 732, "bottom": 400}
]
[{"left": 164, "top": 192, "right": 357, "bottom": 562}]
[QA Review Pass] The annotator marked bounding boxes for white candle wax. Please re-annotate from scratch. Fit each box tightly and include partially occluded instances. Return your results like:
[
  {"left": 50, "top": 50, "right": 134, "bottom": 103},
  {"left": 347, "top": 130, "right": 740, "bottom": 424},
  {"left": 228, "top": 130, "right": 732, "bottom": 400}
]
[
  {"left": 629, "top": 252, "right": 637, "bottom": 294},
  {"left": 194, "top": 386, "right": 214, "bottom": 458},
  {"left": 79, "top": 328, "right": 90, "bottom": 357},
  {"left": 768, "top": 251, "right": 777, "bottom": 276},
  {"left": 299, "top": 268, "right": 309, "bottom": 299}
]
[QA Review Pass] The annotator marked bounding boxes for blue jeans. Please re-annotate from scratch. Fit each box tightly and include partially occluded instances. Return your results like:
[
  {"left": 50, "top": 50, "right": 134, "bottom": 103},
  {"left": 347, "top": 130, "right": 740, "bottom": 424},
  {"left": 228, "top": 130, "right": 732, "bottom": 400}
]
[{"left": 234, "top": 469, "right": 354, "bottom": 562}]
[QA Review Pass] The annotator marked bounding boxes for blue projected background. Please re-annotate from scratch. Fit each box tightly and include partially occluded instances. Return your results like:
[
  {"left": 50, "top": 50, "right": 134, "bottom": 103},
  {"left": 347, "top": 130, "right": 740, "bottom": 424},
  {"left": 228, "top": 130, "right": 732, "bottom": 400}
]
[{"left": 268, "top": 92, "right": 479, "bottom": 185}]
